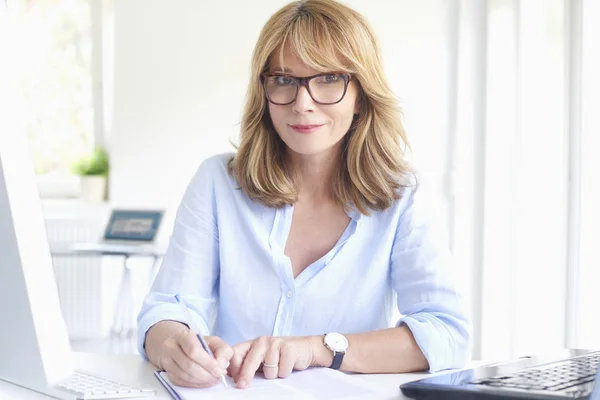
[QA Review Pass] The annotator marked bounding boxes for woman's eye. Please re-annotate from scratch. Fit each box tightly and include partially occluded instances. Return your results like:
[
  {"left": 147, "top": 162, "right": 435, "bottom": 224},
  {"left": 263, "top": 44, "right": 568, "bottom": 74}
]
[
  {"left": 274, "top": 76, "right": 295, "bottom": 86},
  {"left": 322, "top": 74, "right": 341, "bottom": 83}
]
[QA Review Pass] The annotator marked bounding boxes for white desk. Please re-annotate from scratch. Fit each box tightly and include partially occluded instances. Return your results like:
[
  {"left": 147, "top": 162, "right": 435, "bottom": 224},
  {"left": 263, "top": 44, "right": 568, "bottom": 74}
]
[{"left": 0, "top": 353, "right": 473, "bottom": 400}]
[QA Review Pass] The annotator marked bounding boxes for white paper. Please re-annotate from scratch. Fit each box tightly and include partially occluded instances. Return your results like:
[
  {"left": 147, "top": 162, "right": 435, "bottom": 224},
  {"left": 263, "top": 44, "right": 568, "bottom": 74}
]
[{"left": 159, "top": 368, "right": 380, "bottom": 400}]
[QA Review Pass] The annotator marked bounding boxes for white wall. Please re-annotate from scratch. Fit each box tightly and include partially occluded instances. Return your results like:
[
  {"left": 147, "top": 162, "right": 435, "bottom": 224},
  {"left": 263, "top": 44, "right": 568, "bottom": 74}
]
[{"left": 108, "top": 0, "right": 452, "bottom": 238}]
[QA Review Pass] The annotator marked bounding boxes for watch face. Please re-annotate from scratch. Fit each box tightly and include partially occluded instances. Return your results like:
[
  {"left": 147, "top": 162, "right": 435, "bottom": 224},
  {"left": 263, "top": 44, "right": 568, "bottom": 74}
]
[{"left": 325, "top": 333, "right": 348, "bottom": 352}]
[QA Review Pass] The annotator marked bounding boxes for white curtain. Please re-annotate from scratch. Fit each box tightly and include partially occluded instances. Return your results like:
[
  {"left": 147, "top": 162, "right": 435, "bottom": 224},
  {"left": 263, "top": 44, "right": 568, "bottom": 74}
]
[
  {"left": 576, "top": 0, "right": 600, "bottom": 351},
  {"left": 448, "top": 0, "right": 600, "bottom": 361}
]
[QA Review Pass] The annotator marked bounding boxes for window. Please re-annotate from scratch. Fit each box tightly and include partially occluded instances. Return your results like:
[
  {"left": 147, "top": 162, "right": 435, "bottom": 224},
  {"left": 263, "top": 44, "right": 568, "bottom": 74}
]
[{"left": 7, "top": 0, "right": 101, "bottom": 197}]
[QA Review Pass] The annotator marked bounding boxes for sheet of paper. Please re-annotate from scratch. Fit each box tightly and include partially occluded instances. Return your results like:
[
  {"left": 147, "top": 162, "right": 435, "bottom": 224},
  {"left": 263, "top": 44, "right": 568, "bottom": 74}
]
[{"left": 159, "top": 368, "right": 381, "bottom": 400}]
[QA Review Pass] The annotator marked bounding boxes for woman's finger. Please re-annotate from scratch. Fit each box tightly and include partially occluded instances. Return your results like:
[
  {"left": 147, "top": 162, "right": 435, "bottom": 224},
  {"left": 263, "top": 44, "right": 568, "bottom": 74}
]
[
  {"left": 277, "top": 340, "right": 296, "bottom": 378},
  {"left": 162, "top": 353, "right": 215, "bottom": 388},
  {"left": 237, "top": 336, "right": 271, "bottom": 388},
  {"left": 262, "top": 338, "right": 282, "bottom": 380},
  {"left": 227, "top": 341, "right": 252, "bottom": 382},
  {"left": 169, "top": 337, "right": 221, "bottom": 384},
  {"left": 206, "top": 336, "right": 234, "bottom": 369},
  {"left": 177, "top": 329, "right": 225, "bottom": 379},
  {"left": 161, "top": 339, "right": 205, "bottom": 386}
]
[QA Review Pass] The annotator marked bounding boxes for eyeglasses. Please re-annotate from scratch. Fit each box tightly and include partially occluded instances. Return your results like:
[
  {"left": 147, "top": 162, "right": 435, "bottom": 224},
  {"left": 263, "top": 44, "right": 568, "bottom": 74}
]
[{"left": 260, "top": 72, "right": 352, "bottom": 105}]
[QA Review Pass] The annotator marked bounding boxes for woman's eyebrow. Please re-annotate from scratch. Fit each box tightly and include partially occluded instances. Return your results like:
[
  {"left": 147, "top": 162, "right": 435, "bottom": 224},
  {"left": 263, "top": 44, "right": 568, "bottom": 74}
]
[{"left": 270, "top": 67, "right": 294, "bottom": 73}]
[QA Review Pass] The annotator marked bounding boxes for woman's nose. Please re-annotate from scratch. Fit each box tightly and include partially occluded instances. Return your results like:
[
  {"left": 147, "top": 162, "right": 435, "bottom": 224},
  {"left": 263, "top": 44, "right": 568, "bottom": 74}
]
[{"left": 292, "top": 85, "right": 315, "bottom": 113}]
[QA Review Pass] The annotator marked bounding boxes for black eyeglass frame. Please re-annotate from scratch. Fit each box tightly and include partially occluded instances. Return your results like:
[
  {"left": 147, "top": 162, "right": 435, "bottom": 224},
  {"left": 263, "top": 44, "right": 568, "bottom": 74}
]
[{"left": 260, "top": 72, "right": 353, "bottom": 105}]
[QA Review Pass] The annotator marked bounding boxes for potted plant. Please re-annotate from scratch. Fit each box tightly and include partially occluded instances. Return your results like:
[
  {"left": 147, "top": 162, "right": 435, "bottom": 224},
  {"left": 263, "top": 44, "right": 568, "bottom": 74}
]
[{"left": 72, "top": 147, "right": 110, "bottom": 202}]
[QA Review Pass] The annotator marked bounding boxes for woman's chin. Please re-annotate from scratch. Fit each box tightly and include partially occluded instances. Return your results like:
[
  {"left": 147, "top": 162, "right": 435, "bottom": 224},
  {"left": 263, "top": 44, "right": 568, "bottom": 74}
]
[
  {"left": 284, "top": 143, "right": 337, "bottom": 157},
  {"left": 280, "top": 135, "right": 345, "bottom": 158}
]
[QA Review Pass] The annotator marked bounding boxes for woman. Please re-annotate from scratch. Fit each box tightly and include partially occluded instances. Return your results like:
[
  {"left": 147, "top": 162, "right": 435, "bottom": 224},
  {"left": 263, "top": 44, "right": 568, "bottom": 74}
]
[{"left": 138, "top": 0, "right": 471, "bottom": 390}]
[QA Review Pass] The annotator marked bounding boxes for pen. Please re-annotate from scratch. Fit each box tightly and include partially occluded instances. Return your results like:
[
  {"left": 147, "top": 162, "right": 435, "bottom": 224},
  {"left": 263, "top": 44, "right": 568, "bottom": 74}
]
[{"left": 174, "top": 294, "right": 228, "bottom": 388}]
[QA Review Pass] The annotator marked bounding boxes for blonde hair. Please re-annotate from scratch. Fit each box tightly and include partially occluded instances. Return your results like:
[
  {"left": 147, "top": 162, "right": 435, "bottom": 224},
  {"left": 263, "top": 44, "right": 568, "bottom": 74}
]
[{"left": 228, "top": 0, "right": 413, "bottom": 215}]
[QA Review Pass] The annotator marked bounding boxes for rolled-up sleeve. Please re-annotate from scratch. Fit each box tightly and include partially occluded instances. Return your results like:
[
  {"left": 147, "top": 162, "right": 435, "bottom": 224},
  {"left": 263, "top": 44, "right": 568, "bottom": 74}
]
[
  {"left": 136, "top": 159, "right": 220, "bottom": 359},
  {"left": 391, "top": 179, "right": 472, "bottom": 372}
]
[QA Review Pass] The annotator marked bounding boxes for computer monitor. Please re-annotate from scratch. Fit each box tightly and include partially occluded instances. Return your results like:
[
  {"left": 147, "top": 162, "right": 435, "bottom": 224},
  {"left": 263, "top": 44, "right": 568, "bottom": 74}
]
[
  {"left": 0, "top": 133, "right": 155, "bottom": 399},
  {"left": 0, "top": 131, "right": 74, "bottom": 396}
]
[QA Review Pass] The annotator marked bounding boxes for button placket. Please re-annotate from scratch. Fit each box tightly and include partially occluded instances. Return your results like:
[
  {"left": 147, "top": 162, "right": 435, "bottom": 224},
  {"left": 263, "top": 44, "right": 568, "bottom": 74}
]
[{"left": 270, "top": 204, "right": 301, "bottom": 336}]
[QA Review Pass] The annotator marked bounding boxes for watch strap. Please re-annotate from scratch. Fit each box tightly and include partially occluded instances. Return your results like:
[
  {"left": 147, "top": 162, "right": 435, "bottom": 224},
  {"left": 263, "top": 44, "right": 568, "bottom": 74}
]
[{"left": 330, "top": 351, "right": 344, "bottom": 369}]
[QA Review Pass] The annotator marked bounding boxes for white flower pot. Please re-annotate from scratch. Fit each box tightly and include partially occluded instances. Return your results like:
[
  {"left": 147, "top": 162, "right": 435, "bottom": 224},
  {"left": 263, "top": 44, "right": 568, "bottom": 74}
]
[{"left": 80, "top": 176, "right": 107, "bottom": 203}]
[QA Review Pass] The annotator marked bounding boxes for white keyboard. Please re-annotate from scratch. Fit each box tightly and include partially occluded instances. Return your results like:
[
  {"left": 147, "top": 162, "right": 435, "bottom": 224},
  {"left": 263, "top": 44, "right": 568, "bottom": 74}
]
[{"left": 56, "top": 370, "right": 155, "bottom": 399}]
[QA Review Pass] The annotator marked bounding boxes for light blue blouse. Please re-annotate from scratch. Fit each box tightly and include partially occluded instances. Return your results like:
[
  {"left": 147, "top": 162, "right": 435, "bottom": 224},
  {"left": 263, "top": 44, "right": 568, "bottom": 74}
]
[{"left": 137, "top": 153, "right": 471, "bottom": 372}]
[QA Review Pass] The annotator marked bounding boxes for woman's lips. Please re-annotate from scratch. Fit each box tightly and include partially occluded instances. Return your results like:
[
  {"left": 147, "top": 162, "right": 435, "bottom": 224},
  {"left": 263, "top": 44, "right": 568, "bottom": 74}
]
[{"left": 290, "top": 124, "right": 324, "bottom": 133}]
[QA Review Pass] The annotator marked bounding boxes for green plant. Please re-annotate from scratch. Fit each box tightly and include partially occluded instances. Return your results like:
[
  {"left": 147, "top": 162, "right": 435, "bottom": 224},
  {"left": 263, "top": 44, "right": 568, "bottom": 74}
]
[{"left": 72, "top": 147, "right": 109, "bottom": 176}]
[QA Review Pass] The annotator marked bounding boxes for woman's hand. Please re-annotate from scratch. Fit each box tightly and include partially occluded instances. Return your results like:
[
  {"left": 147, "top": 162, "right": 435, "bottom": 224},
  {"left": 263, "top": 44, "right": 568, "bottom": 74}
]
[
  {"left": 159, "top": 329, "right": 234, "bottom": 388},
  {"left": 227, "top": 336, "right": 325, "bottom": 389}
]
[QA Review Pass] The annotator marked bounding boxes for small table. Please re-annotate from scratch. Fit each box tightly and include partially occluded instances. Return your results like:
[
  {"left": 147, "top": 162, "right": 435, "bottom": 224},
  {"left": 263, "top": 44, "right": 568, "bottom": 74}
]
[{"left": 50, "top": 243, "right": 165, "bottom": 338}]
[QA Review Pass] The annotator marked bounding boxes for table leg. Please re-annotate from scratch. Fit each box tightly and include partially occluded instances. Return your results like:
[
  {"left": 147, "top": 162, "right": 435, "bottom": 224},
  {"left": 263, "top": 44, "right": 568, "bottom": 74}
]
[{"left": 110, "top": 256, "right": 134, "bottom": 338}]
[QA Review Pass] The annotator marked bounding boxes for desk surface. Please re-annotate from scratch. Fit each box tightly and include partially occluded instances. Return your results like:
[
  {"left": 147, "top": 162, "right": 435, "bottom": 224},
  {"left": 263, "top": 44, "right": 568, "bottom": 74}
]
[
  {"left": 0, "top": 352, "right": 469, "bottom": 400},
  {"left": 50, "top": 243, "right": 165, "bottom": 257}
]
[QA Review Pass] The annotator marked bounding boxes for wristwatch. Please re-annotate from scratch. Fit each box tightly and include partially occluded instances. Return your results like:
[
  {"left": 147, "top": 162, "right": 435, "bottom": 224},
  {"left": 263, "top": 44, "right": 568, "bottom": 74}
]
[{"left": 323, "top": 332, "right": 349, "bottom": 369}]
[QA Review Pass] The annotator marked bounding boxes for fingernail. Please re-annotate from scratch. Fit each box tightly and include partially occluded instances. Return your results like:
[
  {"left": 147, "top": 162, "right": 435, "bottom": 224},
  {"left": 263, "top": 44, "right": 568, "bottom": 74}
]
[
  {"left": 238, "top": 379, "right": 247, "bottom": 388},
  {"left": 218, "top": 356, "right": 228, "bottom": 369}
]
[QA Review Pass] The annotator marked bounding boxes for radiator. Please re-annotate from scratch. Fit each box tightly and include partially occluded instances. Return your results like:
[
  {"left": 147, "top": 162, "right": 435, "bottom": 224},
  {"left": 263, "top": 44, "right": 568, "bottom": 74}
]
[{"left": 45, "top": 215, "right": 118, "bottom": 339}]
